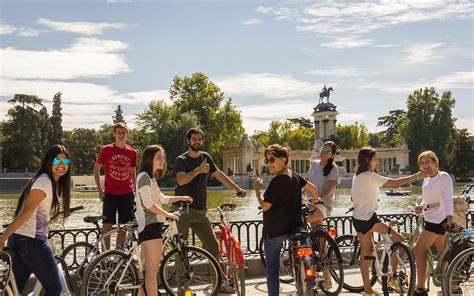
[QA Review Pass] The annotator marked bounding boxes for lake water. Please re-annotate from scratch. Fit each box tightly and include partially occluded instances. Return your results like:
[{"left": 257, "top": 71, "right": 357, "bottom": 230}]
[{"left": 0, "top": 186, "right": 467, "bottom": 229}]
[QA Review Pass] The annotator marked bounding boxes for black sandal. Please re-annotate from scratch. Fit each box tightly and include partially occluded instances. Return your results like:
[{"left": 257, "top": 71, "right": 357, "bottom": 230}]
[
  {"left": 414, "top": 288, "right": 429, "bottom": 296},
  {"left": 452, "top": 287, "right": 463, "bottom": 295}
]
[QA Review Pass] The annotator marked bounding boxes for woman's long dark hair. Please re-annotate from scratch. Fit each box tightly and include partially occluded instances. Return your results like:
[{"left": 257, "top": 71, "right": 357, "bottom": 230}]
[
  {"left": 356, "top": 147, "right": 377, "bottom": 176},
  {"left": 139, "top": 145, "right": 167, "bottom": 180},
  {"left": 322, "top": 141, "right": 337, "bottom": 176},
  {"left": 14, "top": 145, "right": 72, "bottom": 219}
]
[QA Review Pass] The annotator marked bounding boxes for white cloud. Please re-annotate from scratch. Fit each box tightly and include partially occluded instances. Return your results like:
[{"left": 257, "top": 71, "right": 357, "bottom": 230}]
[
  {"left": 37, "top": 18, "right": 127, "bottom": 36},
  {"left": 321, "top": 36, "right": 373, "bottom": 49},
  {"left": 125, "top": 90, "right": 172, "bottom": 105},
  {"left": 0, "top": 23, "right": 40, "bottom": 37},
  {"left": 1, "top": 38, "right": 130, "bottom": 80},
  {"left": 358, "top": 71, "right": 474, "bottom": 93},
  {"left": 403, "top": 42, "right": 444, "bottom": 64},
  {"left": 456, "top": 118, "right": 474, "bottom": 132},
  {"left": 242, "top": 18, "right": 262, "bottom": 25},
  {"left": 214, "top": 73, "right": 320, "bottom": 98},
  {"left": 306, "top": 67, "right": 375, "bottom": 77}
]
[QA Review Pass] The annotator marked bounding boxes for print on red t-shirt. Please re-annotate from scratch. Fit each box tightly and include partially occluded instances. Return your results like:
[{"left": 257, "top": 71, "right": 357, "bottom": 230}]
[{"left": 97, "top": 144, "right": 138, "bottom": 195}]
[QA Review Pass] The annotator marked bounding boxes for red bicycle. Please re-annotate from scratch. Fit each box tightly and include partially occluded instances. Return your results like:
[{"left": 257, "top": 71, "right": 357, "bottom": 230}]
[{"left": 213, "top": 200, "right": 246, "bottom": 296}]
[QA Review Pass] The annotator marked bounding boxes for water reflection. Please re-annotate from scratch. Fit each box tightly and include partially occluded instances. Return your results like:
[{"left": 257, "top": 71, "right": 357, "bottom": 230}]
[{"left": 0, "top": 187, "right": 467, "bottom": 230}]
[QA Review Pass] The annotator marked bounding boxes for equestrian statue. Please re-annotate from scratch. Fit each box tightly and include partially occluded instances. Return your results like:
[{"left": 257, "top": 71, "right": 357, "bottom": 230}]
[{"left": 319, "top": 85, "right": 333, "bottom": 104}]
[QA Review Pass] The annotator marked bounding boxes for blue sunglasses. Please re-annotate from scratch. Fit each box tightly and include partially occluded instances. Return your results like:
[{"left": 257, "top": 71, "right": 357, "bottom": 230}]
[{"left": 52, "top": 158, "right": 71, "bottom": 165}]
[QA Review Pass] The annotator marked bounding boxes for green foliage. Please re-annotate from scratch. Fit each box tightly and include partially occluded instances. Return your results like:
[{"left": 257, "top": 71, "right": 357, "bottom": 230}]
[
  {"left": 251, "top": 120, "right": 314, "bottom": 150},
  {"left": 368, "top": 132, "right": 384, "bottom": 148},
  {"left": 3, "top": 94, "right": 46, "bottom": 171},
  {"left": 98, "top": 124, "right": 115, "bottom": 145},
  {"left": 287, "top": 117, "right": 313, "bottom": 129},
  {"left": 336, "top": 123, "right": 369, "bottom": 149},
  {"left": 38, "top": 106, "right": 51, "bottom": 152},
  {"left": 63, "top": 128, "right": 102, "bottom": 175},
  {"left": 446, "top": 129, "right": 474, "bottom": 180},
  {"left": 136, "top": 100, "right": 198, "bottom": 174},
  {"left": 49, "top": 92, "right": 63, "bottom": 145},
  {"left": 400, "top": 87, "right": 456, "bottom": 171},
  {"left": 168, "top": 73, "right": 244, "bottom": 167},
  {"left": 377, "top": 109, "right": 406, "bottom": 147},
  {"left": 113, "top": 105, "right": 125, "bottom": 124}
]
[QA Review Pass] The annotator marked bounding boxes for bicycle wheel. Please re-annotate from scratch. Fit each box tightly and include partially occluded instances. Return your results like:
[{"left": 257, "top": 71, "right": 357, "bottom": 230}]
[
  {"left": 60, "top": 241, "right": 95, "bottom": 278},
  {"left": 312, "top": 229, "right": 343, "bottom": 295},
  {"left": 381, "top": 242, "right": 415, "bottom": 296},
  {"left": 336, "top": 234, "right": 377, "bottom": 292},
  {"left": 159, "top": 245, "right": 222, "bottom": 296},
  {"left": 0, "top": 251, "right": 18, "bottom": 296},
  {"left": 444, "top": 247, "right": 474, "bottom": 296},
  {"left": 260, "top": 237, "right": 294, "bottom": 283},
  {"left": 81, "top": 249, "right": 139, "bottom": 296},
  {"left": 228, "top": 245, "right": 245, "bottom": 296}
]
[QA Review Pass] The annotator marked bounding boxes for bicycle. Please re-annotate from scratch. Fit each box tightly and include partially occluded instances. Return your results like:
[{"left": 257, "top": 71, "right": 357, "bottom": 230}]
[
  {"left": 336, "top": 207, "right": 416, "bottom": 295},
  {"left": 210, "top": 199, "right": 246, "bottom": 295},
  {"left": 158, "top": 202, "right": 222, "bottom": 296},
  {"left": 0, "top": 205, "right": 84, "bottom": 296}
]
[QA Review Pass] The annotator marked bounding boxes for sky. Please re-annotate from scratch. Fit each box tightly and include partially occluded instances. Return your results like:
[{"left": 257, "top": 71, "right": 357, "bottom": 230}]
[{"left": 1, "top": 0, "right": 473, "bottom": 135}]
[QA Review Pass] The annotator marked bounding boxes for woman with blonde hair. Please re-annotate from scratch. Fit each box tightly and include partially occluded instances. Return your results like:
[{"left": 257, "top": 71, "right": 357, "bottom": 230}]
[{"left": 412, "top": 150, "right": 456, "bottom": 296}]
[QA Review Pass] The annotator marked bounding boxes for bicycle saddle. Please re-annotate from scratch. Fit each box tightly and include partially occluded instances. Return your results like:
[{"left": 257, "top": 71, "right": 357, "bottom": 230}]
[
  {"left": 288, "top": 227, "right": 310, "bottom": 241},
  {"left": 83, "top": 216, "right": 106, "bottom": 224}
]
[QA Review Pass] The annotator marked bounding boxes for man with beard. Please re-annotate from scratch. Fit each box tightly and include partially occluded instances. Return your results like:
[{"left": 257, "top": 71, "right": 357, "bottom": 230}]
[{"left": 173, "top": 128, "right": 246, "bottom": 280}]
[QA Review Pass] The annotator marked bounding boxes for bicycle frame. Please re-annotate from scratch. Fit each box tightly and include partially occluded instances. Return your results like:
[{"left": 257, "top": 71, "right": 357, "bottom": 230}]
[{"left": 216, "top": 206, "right": 244, "bottom": 268}]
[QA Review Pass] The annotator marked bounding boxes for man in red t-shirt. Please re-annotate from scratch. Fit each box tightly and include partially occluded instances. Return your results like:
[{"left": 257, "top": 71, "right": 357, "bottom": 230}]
[{"left": 93, "top": 122, "right": 138, "bottom": 249}]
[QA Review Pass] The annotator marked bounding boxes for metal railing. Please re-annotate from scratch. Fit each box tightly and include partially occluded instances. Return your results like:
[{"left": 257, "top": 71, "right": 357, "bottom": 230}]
[{"left": 48, "top": 211, "right": 474, "bottom": 256}]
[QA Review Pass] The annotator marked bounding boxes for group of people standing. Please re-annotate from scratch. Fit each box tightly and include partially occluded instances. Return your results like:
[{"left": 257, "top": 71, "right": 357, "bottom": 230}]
[{"left": 0, "top": 121, "right": 457, "bottom": 296}]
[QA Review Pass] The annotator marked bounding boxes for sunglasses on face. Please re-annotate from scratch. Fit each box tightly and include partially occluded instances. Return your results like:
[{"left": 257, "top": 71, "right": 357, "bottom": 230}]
[
  {"left": 264, "top": 156, "right": 277, "bottom": 164},
  {"left": 321, "top": 147, "right": 333, "bottom": 156},
  {"left": 52, "top": 158, "right": 71, "bottom": 166}
]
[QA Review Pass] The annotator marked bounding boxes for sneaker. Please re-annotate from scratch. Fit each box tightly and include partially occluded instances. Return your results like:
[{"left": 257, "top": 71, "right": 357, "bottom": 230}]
[
  {"left": 414, "top": 288, "right": 429, "bottom": 296},
  {"left": 219, "top": 284, "right": 236, "bottom": 294}
]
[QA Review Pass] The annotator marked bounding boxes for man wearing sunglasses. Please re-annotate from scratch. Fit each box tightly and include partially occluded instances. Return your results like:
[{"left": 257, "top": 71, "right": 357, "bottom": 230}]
[
  {"left": 93, "top": 122, "right": 138, "bottom": 250},
  {"left": 173, "top": 128, "right": 246, "bottom": 292}
]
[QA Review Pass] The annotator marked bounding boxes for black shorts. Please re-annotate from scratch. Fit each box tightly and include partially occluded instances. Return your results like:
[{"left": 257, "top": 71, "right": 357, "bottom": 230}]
[
  {"left": 352, "top": 213, "right": 381, "bottom": 235},
  {"left": 138, "top": 222, "right": 163, "bottom": 244},
  {"left": 102, "top": 192, "right": 135, "bottom": 224},
  {"left": 424, "top": 218, "right": 448, "bottom": 235}
]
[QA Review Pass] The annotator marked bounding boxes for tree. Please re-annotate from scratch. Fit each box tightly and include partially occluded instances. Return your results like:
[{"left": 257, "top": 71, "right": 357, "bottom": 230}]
[
  {"left": 113, "top": 105, "right": 125, "bottom": 124},
  {"left": 446, "top": 128, "right": 474, "bottom": 181},
  {"left": 38, "top": 106, "right": 51, "bottom": 152},
  {"left": 2, "top": 94, "right": 45, "bottom": 171},
  {"left": 336, "top": 123, "right": 369, "bottom": 150},
  {"left": 98, "top": 124, "right": 115, "bottom": 145},
  {"left": 136, "top": 100, "right": 198, "bottom": 174},
  {"left": 49, "top": 92, "right": 63, "bottom": 145},
  {"left": 368, "top": 132, "right": 384, "bottom": 148},
  {"left": 377, "top": 109, "right": 406, "bottom": 147},
  {"left": 63, "top": 128, "right": 102, "bottom": 175},
  {"left": 169, "top": 73, "right": 244, "bottom": 167},
  {"left": 251, "top": 120, "right": 314, "bottom": 150},
  {"left": 400, "top": 87, "right": 456, "bottom": 170},
  {"left": 287, "top": 117, "right": 313, "bottom": 129}
]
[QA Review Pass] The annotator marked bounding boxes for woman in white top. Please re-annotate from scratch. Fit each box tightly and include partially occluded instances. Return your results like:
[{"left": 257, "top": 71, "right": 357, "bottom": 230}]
[
  {"left": 412, "top": 151, "right": 456, "bottom": 296},
  {"left": 352, "top": 147, "right": 428, "bottom": 296},
  {"left": 0, "top": 145, "right": 72, "bottom": 296},
  {"left": 307, "top": 141, "right": 340, "bottom": 229},
  {"left": 135, "top": 145, "right": 192, "bottom": 296}
]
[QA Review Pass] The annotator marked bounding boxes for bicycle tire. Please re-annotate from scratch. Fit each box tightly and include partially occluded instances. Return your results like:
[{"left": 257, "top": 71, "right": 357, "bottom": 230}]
[
  {"left": 312, "top": 229, "right": 344, "bottom": 295},
  {"left": 80, "top": 249, "right": 139, "bottom": 296},
  {"left": 159, "top": 245, "right": 222, "bottom": 296},
  {"left": 336, "top": 234, "right": 377, "bottom": 292},
  {"left": 259, "top": 237, "right": 294, "bottom": 283},
  {"left": 443, "top": 247, "right": 474, "bottom": 296},
  {"left": 381, "top": 242, "right": 415, "bottom": 296},
  {"left": 60, "top": 241, "right": 95, "bottom": 278},
  {"left": 228, "top": 245, "right": 245, "bottom": 296}
]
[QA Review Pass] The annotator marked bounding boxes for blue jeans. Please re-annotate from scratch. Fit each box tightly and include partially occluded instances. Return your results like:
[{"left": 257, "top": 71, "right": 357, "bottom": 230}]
[
  {"left": 264, "top": 234, "right": 288, "bottom": 296},
  {"left": 7, "top": 234, "right": 62, "bottom": 296}
]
